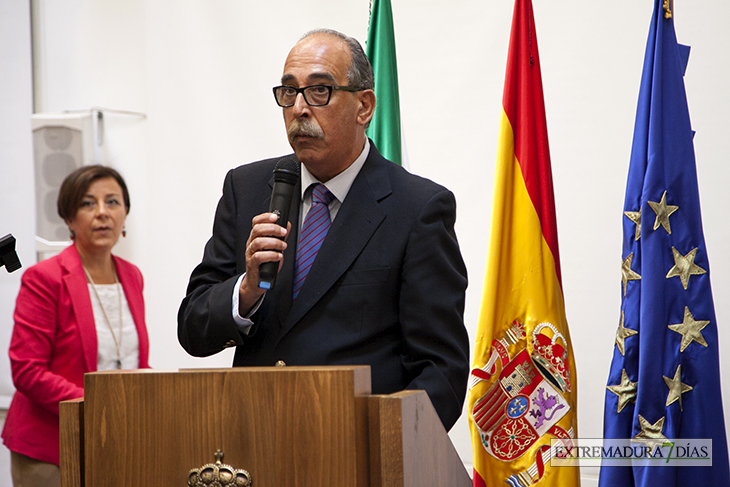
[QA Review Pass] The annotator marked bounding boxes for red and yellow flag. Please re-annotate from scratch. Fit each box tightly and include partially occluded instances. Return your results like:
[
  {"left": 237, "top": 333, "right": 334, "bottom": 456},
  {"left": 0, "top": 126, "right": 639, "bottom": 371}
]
[{"left": 467, "top": 1, "right": 579, "bottom": 486}]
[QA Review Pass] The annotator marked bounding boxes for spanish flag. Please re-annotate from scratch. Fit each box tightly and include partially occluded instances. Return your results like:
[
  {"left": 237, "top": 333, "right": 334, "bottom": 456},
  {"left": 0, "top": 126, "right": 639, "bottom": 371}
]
[{"left": 467, "top": 1, "right": 580, "bottom": 486}]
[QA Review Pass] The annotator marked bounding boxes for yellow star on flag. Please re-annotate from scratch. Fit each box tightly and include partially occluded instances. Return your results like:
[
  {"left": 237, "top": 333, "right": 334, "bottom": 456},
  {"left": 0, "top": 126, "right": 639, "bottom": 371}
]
[
  {"left": 647, "top": 190, "right": 679, "bottom": 234},
  {"left": 668, "top": 306, "right": 709, "bottom": 352},
  {"left": 624, "top": 209, "right": 641, "bottom": 241},
  {"left": 607, "top": 369, "right": 638, "bottom": 413},
  {"left": 615, "top": 311, "right": 638, "bottom": 356},
  {"left": 666, "top": 246, "right": 706, "bottom": 290},
  {"left": 634, "top": 414, "right": 667, "bottom": 441},
  {"left": 621, "top": 253, "right": 642, "bottom": 296},
  {"left": 663, "top": 364, "right": 693, "bottom": 410}
]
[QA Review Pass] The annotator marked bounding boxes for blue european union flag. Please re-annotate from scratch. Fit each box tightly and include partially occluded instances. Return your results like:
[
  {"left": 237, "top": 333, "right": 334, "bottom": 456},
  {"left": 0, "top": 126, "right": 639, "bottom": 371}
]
[{"left": 599, "top": 1, "right": 730, "bottom": 485}]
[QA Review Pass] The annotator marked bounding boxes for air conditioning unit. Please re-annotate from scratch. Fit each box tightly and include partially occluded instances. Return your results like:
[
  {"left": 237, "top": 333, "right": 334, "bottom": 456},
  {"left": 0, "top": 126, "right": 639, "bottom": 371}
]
[{"left": 31, "top": 110, "right": 104, "bottom": 259}]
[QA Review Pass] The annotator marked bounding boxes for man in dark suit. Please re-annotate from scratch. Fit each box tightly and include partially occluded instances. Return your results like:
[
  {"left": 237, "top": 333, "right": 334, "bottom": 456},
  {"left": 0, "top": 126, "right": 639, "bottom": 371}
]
[{"left": 178, "top": 28, "right": 469, "bottom": 430}]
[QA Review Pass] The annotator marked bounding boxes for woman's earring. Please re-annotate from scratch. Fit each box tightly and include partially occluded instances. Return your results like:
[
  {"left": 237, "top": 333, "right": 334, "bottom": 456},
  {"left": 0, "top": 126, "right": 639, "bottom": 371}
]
[
  {"left": 122, "top": 227, "right": 127, "bottom": 237},
  {"left": 69, "top": 228, "right": 75, "bottom": 240}
]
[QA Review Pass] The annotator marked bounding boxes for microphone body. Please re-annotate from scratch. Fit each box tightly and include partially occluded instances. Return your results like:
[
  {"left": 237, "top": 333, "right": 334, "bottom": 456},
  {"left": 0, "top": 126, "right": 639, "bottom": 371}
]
[{"left": 258, "top": 156, "right": 300, "bottom": 290}]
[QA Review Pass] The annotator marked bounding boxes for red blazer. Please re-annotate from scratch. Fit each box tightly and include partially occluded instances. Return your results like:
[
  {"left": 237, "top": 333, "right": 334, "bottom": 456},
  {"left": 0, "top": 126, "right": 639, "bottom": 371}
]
[{"left": 1, "top": 244, "right": 149, "bottom": 465}]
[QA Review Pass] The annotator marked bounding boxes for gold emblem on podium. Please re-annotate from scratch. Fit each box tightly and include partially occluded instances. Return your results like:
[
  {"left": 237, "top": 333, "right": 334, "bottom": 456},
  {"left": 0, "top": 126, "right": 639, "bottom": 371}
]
[{"left": 187, "top": 450, "right": 252, "bottom": 486}]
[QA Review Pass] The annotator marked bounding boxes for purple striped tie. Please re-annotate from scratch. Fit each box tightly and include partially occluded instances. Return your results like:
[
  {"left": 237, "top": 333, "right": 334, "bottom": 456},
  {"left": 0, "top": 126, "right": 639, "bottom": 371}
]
[{"left": 293, "top": 183, "right": 335, "bottom": 299}]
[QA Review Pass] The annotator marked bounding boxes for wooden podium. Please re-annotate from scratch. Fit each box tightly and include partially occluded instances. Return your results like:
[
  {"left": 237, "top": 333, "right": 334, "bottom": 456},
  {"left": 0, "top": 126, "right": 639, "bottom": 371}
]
[{"left": 59, "top": 366, "right": 471, "bottom": 487}]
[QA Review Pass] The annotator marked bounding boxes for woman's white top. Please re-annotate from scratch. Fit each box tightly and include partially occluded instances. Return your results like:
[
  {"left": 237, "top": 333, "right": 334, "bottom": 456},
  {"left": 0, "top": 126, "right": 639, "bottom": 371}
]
[{"left": 87, "top": 283, "right": 140, "bottom": 371}]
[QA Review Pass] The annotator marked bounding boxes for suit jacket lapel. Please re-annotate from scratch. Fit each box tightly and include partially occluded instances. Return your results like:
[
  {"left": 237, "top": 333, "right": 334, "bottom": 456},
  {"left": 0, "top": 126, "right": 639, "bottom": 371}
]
[
  {"left": 61, "top": 245, "right": 98, "bottom": 372},
  {"left": 281, "top": 147, "right": 391, "bottom": 336}
]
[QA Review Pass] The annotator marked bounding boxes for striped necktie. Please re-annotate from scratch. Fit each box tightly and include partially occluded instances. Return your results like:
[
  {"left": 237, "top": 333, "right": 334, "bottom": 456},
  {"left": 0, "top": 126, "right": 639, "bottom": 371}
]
[{"left": 293, "top": 183, "right": 335, "bottom": 299}]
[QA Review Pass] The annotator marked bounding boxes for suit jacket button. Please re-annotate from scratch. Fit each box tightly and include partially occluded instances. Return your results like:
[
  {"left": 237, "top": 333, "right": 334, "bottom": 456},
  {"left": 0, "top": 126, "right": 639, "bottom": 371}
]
[
  {"left": 275, "top": 360, "right": 286, "bottom": 367},
  {"left": 225, "top": 340, "right": 237, "bottom": 348}
]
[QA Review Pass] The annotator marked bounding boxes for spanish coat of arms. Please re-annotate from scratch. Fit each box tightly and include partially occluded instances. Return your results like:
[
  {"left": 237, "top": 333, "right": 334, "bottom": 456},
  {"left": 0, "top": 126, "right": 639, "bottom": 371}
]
[{"left": 471, "top": 320, "right": 573, "bottom": 463}]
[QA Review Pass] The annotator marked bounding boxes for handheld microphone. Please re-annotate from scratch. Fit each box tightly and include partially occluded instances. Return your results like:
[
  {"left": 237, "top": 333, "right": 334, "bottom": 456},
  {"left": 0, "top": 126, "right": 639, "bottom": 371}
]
[{"left": 258, "top": 156, "right": 300, "bottom": 290}]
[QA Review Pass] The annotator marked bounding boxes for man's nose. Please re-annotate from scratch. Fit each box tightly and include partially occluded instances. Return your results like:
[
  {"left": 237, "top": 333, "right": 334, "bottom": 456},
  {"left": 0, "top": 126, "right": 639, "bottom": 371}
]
[{"left": 291, "top": 92, "right": 310, "bottom": 117}]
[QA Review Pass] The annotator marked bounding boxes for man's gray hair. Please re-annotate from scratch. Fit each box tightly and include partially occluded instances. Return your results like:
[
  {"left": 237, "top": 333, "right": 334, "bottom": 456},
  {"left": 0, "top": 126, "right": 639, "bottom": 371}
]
[{"left": 300, "top": 28, "right": 374, "bottom": 90}]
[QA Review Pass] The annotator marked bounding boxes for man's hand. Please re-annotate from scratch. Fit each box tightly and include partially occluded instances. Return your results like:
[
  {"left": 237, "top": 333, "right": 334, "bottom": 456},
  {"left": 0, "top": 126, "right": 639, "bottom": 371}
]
[{"left": 239, "top": 212, "right": 291, "bottom": 313}]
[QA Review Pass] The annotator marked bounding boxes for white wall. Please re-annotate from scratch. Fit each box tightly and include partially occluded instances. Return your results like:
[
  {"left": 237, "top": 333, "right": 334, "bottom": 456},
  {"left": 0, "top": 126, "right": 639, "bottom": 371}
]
[
  {"left": 1, "top": 0, "right": 35, "bottom": 483},
  {"left": 2, "top": 1, "right": 730, "bottom": 485}
]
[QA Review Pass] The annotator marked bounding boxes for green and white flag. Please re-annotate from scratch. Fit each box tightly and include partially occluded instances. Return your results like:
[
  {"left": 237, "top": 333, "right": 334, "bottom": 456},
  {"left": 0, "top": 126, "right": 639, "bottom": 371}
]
[{"left": 366, "top": 0, "right": 405, "bottom": 166}]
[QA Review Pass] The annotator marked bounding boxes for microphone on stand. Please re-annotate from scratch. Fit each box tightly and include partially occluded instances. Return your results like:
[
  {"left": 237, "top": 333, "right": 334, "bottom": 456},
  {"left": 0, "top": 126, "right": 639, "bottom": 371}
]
[
  {"left": 258, "top": 156, "right": 300, "bottom": 290},
  {"left": 0, "top": 234, "right": 21, "bottom": 273}
]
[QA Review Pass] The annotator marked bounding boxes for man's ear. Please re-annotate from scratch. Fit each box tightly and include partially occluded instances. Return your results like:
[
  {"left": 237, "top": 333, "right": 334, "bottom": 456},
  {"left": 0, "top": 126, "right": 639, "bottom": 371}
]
[{"left": 356, "top": 89, "right": 376, "bottom": 126}]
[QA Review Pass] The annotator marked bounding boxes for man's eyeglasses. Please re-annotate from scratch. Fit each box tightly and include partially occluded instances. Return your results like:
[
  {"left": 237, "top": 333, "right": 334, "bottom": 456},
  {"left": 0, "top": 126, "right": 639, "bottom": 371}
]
[{"left": 272, "top": 84, "right": 364, "bottom": 107}]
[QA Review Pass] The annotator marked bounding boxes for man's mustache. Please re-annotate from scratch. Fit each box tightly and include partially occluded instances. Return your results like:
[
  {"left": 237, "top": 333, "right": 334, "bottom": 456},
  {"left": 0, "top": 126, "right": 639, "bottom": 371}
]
[{"left": 288, "top": 120, "right": 325, "bottom": 141}]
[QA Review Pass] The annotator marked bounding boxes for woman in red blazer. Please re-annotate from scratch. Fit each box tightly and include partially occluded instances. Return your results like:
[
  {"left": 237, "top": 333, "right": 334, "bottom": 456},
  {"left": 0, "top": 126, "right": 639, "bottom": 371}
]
[{"left": 2, "top": 166, "right": 149, "bottom": 487}]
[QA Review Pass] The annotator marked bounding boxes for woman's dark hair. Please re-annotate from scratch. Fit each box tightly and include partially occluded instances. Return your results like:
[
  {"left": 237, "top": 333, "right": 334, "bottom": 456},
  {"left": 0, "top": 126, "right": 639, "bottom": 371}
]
[{"left": 57, "top": 165, "right": 130, "bottom": 222}]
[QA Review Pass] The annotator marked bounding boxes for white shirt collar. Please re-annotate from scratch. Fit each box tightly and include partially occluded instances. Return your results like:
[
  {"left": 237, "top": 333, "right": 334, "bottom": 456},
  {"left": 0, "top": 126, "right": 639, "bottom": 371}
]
[{"left": 300, "top": 138, "right": 370, "bottom": 203}]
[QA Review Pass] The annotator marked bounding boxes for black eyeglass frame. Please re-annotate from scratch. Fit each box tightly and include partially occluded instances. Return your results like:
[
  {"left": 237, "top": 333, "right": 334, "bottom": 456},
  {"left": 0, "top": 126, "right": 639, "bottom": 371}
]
[{"left": 272, "top": 84, "right": 365, "bottom": 107}]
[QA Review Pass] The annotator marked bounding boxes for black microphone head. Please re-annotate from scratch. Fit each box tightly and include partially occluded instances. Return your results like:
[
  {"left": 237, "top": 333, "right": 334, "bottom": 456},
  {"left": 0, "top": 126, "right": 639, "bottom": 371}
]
[
  {"left": 273, "top": 155, "right": 300, "bottom": 185},
  {"left": 0, "top": 234, "right": 22, "bottom": 273}
]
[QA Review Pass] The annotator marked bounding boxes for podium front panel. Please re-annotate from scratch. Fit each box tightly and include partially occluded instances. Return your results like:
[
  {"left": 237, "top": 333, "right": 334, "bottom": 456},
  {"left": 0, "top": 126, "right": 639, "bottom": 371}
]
[{"left": 81, "top": 366, "right": 371, "bottom": 487}]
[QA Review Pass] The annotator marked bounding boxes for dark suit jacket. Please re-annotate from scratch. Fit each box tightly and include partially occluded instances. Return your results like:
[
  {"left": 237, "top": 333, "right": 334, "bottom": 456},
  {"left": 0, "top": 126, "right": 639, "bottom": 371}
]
[{"left": 178, "top": 143, "right": 469, "bottom": 429}]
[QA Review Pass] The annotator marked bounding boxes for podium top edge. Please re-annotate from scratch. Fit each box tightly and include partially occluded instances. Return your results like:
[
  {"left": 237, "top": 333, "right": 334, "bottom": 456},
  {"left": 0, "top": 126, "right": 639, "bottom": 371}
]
[
  {"left": 178, "top": 365, "right": 371, "bottom": 374},
  {"left": 85, "top": 365, "right": 372, "bottom": 375}
]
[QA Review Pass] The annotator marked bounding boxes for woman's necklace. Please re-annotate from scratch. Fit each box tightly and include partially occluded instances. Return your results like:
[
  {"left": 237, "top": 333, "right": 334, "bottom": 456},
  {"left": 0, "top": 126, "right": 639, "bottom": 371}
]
[{"left": 83, "top": 264, "right": 123, "bottom": 369}]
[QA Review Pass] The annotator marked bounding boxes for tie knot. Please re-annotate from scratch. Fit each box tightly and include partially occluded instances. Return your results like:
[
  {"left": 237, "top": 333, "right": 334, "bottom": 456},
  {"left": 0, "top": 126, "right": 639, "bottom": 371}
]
[{"left": 311, "top": 183, "right": 335, "bottom": 206}]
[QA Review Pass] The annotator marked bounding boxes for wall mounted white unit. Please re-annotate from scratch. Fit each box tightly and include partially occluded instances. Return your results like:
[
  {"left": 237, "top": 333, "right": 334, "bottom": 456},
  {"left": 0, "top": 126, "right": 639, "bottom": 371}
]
[{"left": 31, "top": 110, "right": 104, "bottom": 257}]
